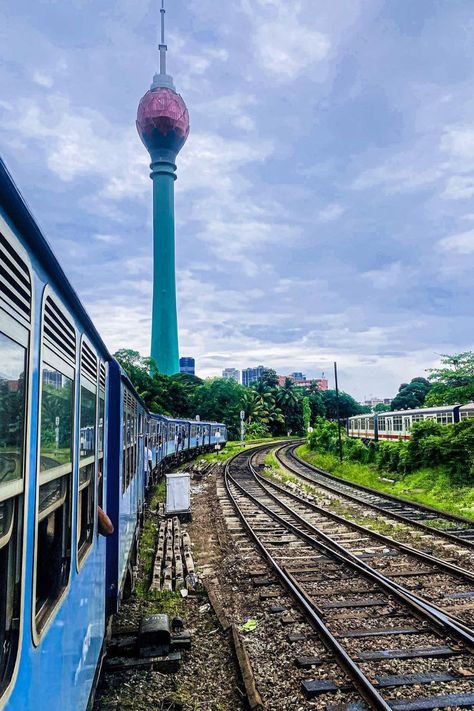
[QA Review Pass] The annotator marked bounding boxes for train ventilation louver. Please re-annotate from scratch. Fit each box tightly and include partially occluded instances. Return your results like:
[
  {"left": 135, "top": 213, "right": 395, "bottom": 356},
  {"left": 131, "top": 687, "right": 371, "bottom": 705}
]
[
  {"left": 0, "top": 231, "right": 31, "bottom": 323},
  {"left": 81, "top": 341, "right": 97, "bottom": 383},
  {"left": 43, "top": 296, "right": 76, "bottom": 365},
  {"left": 99, "top": 363, "right": 106, "bottom": 390}
]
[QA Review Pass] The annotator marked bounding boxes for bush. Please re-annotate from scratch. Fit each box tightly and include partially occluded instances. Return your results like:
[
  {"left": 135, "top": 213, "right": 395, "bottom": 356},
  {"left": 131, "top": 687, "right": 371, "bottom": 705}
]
[{"left": 308, "top": 416, "right": 474, "bottom": 487}]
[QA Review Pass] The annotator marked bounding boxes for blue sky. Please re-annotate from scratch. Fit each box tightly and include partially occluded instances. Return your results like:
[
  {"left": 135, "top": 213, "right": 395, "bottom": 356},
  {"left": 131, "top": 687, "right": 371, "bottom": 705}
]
[{"left": 2, "top": 0, "right": 474, "bottom": 400}]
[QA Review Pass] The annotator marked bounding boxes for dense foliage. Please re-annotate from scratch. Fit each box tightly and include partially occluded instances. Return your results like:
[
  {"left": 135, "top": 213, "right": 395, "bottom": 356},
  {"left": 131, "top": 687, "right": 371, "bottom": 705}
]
[
  {"left": 114, "top": 352, "right": 366, "bottom": 440},
  {"left": 425, "top": 352, "right": 474, "bottom": 406},
  {"left": 390, "top": 377, "right": 431, "bottom": 411},
  {"left": 308, "top": 417, "right": 474, "bottom": 485}
]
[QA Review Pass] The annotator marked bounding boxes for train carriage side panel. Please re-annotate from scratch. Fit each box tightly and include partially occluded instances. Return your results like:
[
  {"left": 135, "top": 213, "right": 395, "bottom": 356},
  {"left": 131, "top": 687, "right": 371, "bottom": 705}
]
[{"left": 0, "top": 202, "right": 108, "bottom": 710}]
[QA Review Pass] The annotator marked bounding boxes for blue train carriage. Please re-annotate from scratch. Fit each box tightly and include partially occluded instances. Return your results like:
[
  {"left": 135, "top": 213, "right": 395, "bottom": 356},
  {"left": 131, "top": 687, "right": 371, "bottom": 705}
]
[
  {"left": 105, "top": 362, "right": 147, "bottom": 612},
  {"left": 0, "top": 158, "right": 111, "bottom": 710},
  {"left": 348, "top": 403, "right": 474, "bottom": 442}
]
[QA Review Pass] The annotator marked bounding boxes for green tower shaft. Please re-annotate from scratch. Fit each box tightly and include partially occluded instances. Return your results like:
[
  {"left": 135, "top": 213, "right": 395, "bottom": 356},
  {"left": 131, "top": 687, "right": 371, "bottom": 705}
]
[{"left": 150, "top": 151, "right": 179, "bottom": 375}]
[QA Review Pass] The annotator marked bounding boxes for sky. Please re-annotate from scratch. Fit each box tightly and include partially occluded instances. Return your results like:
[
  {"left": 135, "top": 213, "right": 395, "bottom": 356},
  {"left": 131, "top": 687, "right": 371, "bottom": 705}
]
[{"left": 1, "top": 0, "right": 474, "bottom": 401}]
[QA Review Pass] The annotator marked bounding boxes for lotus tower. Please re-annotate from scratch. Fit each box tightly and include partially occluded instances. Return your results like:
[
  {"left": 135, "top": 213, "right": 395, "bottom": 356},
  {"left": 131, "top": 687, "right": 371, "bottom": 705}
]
[{"left": 136, "top": 0, "right": 189, "bottom": 375}]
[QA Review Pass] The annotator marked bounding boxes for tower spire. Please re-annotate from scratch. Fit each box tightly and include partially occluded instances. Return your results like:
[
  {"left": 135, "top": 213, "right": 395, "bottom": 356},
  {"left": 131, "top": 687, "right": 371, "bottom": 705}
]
[
  {"left": 151, "top": 0, "right": 175, "bottom": 90},
  {"left": 159, "top": 0, "right": 167, "bottom": 75}
]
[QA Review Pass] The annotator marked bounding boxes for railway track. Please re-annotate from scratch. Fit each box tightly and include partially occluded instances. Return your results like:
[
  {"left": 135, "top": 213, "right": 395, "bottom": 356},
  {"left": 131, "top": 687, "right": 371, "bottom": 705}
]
[
  {"left": 225, "top": 444, "right": 474, "bottom": 710},
  {"left": 277, "top": 444, "right": 474, "bottom": 549},
  {"left": 251, "top": 449, "right": 474, "bottom": 627}
]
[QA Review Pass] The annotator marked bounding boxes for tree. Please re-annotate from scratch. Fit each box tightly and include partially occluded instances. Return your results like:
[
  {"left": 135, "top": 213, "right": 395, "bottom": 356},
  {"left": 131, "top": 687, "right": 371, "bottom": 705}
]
[
  {"left": 258, "top": 368, "right": 279, "bottom": 389},
  {"left": 391, "top": 377, "right": 431, "bottom": 411},
  {"left": 276, "top": 378, "right": 304, "bottom": 435},
  {"left": 303, "top": 396, "right": 311, "bottom": 432},
  {"left": 374, "top": 402, "right": 391, "bottom": 413},
  {"left": 321, "top": 390, "right": 363, "bottom": 419},
  {"left": 308, "top": 391, "right": 325, "bottom": 421},
  {"left": 425, "top": 352, "right": 474, "bottom": 406},
  {"left": 193, "top": 378, "right": 244, "bottom": 439}
]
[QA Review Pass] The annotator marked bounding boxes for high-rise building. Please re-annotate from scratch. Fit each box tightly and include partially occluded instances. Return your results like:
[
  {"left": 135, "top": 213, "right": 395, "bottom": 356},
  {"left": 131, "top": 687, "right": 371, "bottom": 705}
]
[
  {"left": 242, "top": 365, "right": 265, "bottom": 387},
  {"left": 222, "top": 368, "right": 240, "bottom": 383},
  {"left": 179, "top": 357, "right": 195, "bottom": 375},
  {"left": 136, "top": 1, "right": 189, "bottom": 375}
]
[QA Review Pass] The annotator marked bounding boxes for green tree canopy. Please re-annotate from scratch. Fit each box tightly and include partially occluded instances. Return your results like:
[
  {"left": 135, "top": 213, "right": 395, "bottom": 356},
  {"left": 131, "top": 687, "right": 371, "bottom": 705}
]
[
  {"left": 321, "top": 390, "right": 363, "bottom": 419},
  {"left": 391, "top": 377, "right": 431, "bottom": 411},
  {"left": 425, "top": 352, "right": 474, "bottom": 406}
]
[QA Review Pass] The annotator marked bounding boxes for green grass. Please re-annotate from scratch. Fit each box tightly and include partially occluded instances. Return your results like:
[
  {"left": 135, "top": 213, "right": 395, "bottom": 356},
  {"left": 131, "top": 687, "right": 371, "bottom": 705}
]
[
  {"left": 196, "top": 437, "right": 289, "bottom": 465},
  {"left": 297, "top": 444, "right": 474, "bottom": 520}
]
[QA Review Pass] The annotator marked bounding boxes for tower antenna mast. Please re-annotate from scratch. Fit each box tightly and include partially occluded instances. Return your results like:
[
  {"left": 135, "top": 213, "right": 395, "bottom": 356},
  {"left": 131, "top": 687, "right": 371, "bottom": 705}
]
[{"left": 159, "top": 0, "right": 167, "bottom": 75}]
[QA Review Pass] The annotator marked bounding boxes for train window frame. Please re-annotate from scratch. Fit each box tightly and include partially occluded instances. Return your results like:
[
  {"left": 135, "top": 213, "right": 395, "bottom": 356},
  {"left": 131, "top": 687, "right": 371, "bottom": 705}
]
[
  {"left": 97, "top": 363, "right": 106, "bottom": 515},
  {"left": 0, "top": 221, "right": 33, "bottom": 705},
  {"left": 76, "top": 335, "right": 98, "bottom": 571},
  {"left": 393, "top": 416, "right": 403, "bottom": 432},
  {"left": 32, "top": 287, "right": 76, "bottom": 644},
  {"left": 436, "top": 412, "right": 453, "bottom": 425}
]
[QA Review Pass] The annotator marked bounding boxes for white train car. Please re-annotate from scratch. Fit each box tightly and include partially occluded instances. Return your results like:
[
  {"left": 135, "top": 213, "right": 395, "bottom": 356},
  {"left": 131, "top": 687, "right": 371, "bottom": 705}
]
[{"left": 348, "top": 403, "right": 474, "bottom": 442}]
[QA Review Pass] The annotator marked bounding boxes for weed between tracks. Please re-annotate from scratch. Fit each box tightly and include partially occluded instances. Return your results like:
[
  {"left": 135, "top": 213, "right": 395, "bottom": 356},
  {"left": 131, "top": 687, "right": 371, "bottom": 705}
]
[{"left": 135, "top": 479, "right": 184, "bottom": 616}]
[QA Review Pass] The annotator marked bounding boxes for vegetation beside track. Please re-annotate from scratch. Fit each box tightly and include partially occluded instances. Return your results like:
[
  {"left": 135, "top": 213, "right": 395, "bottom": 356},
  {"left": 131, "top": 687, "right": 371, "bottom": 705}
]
[{"left": 297, "top": 443, "right": 474, "bottom": 520}]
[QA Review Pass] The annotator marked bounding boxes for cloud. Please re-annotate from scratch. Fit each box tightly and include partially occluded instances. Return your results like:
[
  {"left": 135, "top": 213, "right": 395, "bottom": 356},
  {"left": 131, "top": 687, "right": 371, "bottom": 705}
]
[
  {"left": 318, "top": 203, "right": 346, "bottom": 222},
  {"left": 438, "top": 229, "right": 474, "bottom": 254},
  {"left": 241, "top": 0, "right": 330, "bottom": 81}
]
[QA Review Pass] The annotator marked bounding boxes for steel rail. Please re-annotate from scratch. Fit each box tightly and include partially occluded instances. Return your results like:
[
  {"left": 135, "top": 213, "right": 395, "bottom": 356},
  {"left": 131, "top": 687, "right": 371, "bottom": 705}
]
[
  {"left": 248, "top": 453, "right": 474, "bottom": 639},
  {"left": 254, "top": 452, "right": 474, "bottom": 583},
  {"left": 239, "top": 453, "right": 474, "bottom": 647},
  {"left": 278, "top": 444, "right": 474, "bottom": 548},
  {"left": 224, "top": 450, "right": 393, "bottom": 711}
]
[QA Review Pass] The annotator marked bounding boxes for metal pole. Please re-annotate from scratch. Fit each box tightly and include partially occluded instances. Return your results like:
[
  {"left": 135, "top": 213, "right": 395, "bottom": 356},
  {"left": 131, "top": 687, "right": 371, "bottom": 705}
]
[{"left": 334, "top": 361, "right": 343, "bottom": 463}]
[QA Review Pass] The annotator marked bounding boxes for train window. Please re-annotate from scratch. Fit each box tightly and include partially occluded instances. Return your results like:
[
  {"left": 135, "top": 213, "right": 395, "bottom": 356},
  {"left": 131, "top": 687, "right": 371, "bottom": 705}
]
[
  {"left": 393, "top": 416, "right": 403, "bottom": 432},
  {"left": 436, "top": 412, "right": 453, "bottom": 425},
  {"left": 0, "top": 331, "right": 27, "bottom": 698},
  {"left": 368, "top": 417, "right": 374, "bottom": 430},
  {"left": 461, "top": 411, "right": 474, "bottom": 420},
  {"left": 77, "top": 375, "right": 96, "bottom": 563},
  {"left": 412, "top": 414, "right": 424, "bottom": 423},
  {"left": 35, "top": 295, "right": 75, "bottom": 635},
  {"left": 97, "top": 369, "right": 105, "bottom": 510},
  {"left": 404, "top": 417, "right": 411, "bottom": 431}
]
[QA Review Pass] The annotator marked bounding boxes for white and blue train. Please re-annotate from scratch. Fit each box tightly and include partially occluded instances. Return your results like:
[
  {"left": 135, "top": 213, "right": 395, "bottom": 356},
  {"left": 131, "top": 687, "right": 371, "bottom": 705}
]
[{"left": 0, "top": 157, "right": 227, "bottom": 710}]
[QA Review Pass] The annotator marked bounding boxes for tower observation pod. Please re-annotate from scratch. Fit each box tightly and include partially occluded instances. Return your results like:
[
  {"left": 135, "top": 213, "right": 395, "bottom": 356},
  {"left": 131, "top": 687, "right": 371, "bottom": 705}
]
[{"left": 136, "top": 0, "right": 189, "bottom": 375}]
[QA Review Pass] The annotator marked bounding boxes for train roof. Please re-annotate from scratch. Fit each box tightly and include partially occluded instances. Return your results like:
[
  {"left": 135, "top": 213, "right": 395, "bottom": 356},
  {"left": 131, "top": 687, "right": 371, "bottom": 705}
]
[
  {"left": 0, "top": 156, "right": 111, "bottom": 360},
  {"left": 350, "top": 403, "right": 474, "bottom": 419}
]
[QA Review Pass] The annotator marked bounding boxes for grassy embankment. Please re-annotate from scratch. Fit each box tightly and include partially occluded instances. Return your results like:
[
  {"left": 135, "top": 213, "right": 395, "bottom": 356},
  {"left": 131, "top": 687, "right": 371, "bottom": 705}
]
[{"left": 296, "top": 443, "right": 474, "bottom": 521}]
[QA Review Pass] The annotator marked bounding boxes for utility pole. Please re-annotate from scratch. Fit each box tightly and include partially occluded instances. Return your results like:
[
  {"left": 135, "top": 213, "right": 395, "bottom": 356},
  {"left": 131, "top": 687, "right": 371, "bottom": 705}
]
[{"left": 334, "top": 361, "right": 343, "bottom": 463}]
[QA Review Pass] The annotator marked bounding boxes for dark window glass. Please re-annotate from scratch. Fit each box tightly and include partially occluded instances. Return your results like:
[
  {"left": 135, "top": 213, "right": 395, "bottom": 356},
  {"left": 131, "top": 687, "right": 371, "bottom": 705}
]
[
  {"left": 98, "top": 396, "right": 105, "bottom": 454},
  {"left": 0, "top": 333, "right": 26, "bottom": 484},
  {"left": 80, "top": 386, "right": 96, "bottom": 460},
  {"left": 0, "top": 331, "right": 26, "bottom": 698},
  {"left": 36, "top": 477, "right": 71, "bottom": 622},
  {"left": 40, "top": 368, "right": 73, "bottom": 471}
]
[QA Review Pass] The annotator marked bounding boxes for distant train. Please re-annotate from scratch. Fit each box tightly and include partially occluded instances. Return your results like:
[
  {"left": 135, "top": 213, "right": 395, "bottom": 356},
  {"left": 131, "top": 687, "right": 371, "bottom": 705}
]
[
  {"left": 348, "top": 403, "right": 474, "bottom": 441},
  {"left": 0, "top": 157, "right": 227, "bottom": 710}
]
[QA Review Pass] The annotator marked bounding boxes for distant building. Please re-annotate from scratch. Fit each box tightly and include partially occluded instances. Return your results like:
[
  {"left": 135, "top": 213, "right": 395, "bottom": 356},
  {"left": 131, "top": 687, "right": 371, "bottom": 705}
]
[
  {"left": 363, "top": 397, "right": 391, "bottom": 408},
  {"left": 278, "top": 374, "right": 329, "bottom": 391},
  {"left": 222, "top": 368, "right": 240, "bottom": 383},
  {"left": 242, "top": 365, "right": 265, "bottom": 387},
  {"left": 290, "top": 372, "right": 306, "bottom": 381},
  {"left": 43, "top": 369, "right": 63, "bottom": 389},
  {"left": 179, "top": 357, "right": 195, "bottom": 375}
]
